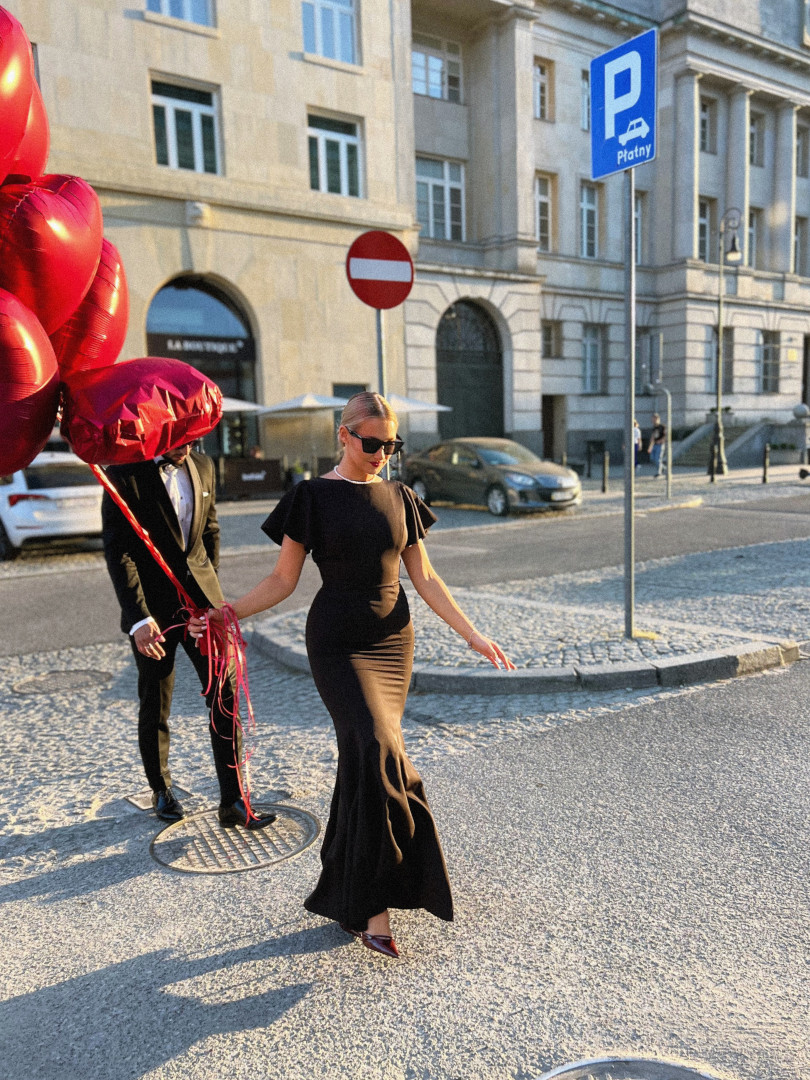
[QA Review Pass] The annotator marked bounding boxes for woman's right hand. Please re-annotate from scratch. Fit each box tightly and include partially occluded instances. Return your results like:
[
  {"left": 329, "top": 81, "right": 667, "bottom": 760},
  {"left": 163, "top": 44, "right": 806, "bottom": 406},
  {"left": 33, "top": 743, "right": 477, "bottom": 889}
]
[{"left": 188, "top": 607, "right": 223, "bottom": 640}]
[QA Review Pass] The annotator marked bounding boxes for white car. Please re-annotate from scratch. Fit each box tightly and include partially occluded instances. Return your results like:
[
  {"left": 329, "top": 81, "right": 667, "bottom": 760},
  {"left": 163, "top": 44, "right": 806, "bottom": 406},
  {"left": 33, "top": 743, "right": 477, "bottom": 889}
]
[
  {"left": 0, "top": 451, "right": 103, "bottom": 559},
  {"left": 618, "top": 117, "right": 650, "bottom": 146}
]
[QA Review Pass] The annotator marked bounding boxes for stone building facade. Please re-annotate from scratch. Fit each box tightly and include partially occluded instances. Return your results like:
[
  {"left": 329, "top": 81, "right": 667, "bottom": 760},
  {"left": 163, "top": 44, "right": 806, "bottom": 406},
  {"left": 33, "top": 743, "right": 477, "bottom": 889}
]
[{"left": 10, "top": 0, "right": 810, "bottom": 463}]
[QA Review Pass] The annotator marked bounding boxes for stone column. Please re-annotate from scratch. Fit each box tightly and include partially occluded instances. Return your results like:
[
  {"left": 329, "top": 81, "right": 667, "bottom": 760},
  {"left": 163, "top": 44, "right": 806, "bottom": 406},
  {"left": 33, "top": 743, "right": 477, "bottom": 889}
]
[
  {"left": 673, "top": 69, "right": 701, "bottom": 260},
  {"left": 773, "top": 101, "right": 797, "bottom": 272},
  {"left": 726, "top": 86, "right": 751, "bottom": 262}
]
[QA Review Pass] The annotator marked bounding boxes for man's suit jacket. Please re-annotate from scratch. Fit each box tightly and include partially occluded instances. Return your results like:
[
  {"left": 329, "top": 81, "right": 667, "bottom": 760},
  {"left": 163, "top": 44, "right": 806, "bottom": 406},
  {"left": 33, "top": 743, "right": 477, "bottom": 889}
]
[{"left": 102, "top": 451, "right": 225, "bottom": 633}]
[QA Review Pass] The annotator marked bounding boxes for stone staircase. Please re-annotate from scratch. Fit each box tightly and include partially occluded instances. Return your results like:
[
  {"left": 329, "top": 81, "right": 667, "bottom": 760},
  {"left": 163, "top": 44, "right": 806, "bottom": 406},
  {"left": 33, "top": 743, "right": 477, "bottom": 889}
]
[{"left": 674, "top": 424, "right": 751, "bottom": 466}]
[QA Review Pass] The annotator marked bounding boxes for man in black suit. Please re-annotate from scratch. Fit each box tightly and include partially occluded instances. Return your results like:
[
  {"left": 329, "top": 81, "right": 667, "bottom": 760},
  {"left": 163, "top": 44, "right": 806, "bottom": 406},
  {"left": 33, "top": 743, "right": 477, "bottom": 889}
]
[{"left": 102, "top": 442, "right": 275, "bottom": 828}]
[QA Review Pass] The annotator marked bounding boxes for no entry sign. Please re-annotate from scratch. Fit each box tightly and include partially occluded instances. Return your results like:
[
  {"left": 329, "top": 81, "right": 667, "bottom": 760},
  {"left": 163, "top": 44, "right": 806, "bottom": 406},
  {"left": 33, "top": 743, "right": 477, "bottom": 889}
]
[{"left": 346, "top": 230, "right": 414, "bottom": 310}]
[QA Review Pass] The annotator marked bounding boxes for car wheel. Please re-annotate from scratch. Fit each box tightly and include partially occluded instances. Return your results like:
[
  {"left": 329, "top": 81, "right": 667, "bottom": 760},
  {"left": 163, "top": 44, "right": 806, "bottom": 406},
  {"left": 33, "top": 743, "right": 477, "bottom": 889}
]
[
  {"left": 0, "top": 520, "right": 19, "bottom": 560},
  {"left": 411, "top": 478, "right": 431, "bottom": 505},
  {"left": 486, "top": 485, "right": 509, "bottom": 517}
]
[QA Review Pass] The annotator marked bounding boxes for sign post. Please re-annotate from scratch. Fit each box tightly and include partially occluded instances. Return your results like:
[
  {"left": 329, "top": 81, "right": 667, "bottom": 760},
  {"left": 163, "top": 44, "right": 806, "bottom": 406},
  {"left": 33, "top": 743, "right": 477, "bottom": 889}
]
[
  {"left": 591, "top": 27, "right": 657, "bottom": 639},
  {"left": 346, "top": 230, "right": 415, "bottom": 399}
]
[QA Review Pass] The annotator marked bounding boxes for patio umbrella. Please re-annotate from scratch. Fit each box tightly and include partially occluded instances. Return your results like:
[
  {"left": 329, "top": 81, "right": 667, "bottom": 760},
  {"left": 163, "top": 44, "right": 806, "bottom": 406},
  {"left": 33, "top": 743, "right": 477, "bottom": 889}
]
[
  {"left": 387, "top": 393, "right": 452, "bottom": 414},
  {"left": 261, "top": 393, "right": 349, "bottom": 415},
  {"left": 220, "top": 396, "right": 275, "bottom": 414}
]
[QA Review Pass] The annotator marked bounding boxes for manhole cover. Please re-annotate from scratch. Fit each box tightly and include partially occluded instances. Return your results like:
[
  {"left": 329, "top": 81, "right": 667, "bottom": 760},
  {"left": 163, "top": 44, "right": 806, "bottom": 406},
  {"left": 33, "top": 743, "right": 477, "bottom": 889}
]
[
  {"left": 12, "top": 670, "right": 113, "bottom": 695},
  {"left": 537, "top": 1060, "right": 728, "bottom": 1080},
  {"left": 150, "top": 804, "right": 320, "bottom": 874}
]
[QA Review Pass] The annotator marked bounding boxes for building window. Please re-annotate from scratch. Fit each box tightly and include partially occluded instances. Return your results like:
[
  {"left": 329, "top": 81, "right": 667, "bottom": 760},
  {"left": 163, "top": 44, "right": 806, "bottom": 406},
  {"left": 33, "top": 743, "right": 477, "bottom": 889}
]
[
  {"left": 542, "top": 321, "right": 562, "bottom": 359},
  {"left": 755, "top": 329, "right": 780, "bottom": 393},
  {"left": 416, "top": 157, "right": 464, "bottom": 241},
  {"left": 749, "top": 111, "right": 765, "bottom": 167},
  {"left": 533, "top": 60, "right": 553, "bottom": 121},
  {"left": 705, "top": 326, "right": 734, "bottom": 394},
  {"left": 412, "top": 35, "right": 461, "bottom": 103},
  {"left": 698, "top": 199, "right": 714, "bottom": 262},
  {"left": 302, "top": 0, "right": 356, "bottom": 65},
  {"left": 748, "top": 207, "right": 761, "bottom": 268},
  {"left": 581, "top": 70, "right": 590, "bottom": 131},
  {"left": 580, "top": 182, "right": 598, "bottom": 259},
  {"left": 796, "top": 216, "right": 808, "bottom": 275},
  {"left": 535, "top": 174, "right": 553, "bottom": 252},
  {"left": 635, "top": 329, "right": 652, "bottom": 394},
  {"left": 152, "top": 81, "right": 219, "bottom": 173},
  {"left": 146, "top": 0, "right": 214, "bottom": 24},
  {"left": 308, "top": 115, "right": 361, "bottom": 196},
  {"left": 797, "top": 125, "right": 810, "bottom": 178},
  {"left": 699, "top": 97, "right": 717, "bottom": 154},
  {"left": 634, "top": 192, "right": 644, "bottom": 265},
  {"left": 582, "top": 324, "right": 605, "bottom": 394}
]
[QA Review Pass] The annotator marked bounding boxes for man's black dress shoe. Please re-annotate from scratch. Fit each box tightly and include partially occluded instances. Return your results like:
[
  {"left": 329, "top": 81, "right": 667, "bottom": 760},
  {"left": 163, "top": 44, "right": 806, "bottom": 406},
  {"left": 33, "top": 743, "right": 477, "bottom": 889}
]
[
  {"left": 218, "top": 798, "right": 276, "bottom": 830},
  {"left": 152, "top": 787, "right": 184, "bottom": 822}
]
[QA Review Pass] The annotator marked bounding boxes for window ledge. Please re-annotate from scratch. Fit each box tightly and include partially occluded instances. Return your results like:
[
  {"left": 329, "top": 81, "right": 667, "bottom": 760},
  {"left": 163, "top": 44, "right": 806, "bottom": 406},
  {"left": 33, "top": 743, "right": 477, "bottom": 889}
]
[
  {"left": 301, "top": 52, "right": 365, "bottom": 76},
  {"left": 143, "top": 10, "right": 220, "bottom": 37}
]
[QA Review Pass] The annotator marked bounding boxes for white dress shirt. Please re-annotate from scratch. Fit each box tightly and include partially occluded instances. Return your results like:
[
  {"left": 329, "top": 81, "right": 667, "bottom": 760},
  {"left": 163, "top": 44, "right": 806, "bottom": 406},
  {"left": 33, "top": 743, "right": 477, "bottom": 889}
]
[{"left": 129, "top": 458, "right": 195, "bottom": 636}]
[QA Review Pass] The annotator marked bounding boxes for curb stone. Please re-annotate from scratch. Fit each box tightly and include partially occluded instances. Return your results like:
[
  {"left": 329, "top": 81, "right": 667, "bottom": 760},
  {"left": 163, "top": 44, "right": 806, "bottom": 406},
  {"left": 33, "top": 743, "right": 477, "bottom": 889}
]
[{"left": 247, "top": 618, "right": 798, "bottom": 695}]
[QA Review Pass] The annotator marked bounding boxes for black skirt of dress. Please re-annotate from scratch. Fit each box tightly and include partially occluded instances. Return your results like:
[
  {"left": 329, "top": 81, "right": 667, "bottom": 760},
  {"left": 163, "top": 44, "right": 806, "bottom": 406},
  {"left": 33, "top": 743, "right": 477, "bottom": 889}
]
[{"left": 303, "top": 581, "right": 454, "bottom": 930}]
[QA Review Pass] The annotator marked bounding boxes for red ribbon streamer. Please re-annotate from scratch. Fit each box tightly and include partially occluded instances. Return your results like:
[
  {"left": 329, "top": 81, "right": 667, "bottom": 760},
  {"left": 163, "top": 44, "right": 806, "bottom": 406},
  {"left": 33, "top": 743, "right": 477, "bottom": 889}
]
[{"left": 91, "top": 463, "right": 259, "bottom": 822}]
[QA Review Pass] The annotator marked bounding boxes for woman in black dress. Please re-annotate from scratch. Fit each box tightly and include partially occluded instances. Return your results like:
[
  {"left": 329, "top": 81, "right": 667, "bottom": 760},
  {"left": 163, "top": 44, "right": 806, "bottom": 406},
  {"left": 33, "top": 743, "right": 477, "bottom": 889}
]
[{"left": 190, "top": 393, "right": 513, "bottom": 957}]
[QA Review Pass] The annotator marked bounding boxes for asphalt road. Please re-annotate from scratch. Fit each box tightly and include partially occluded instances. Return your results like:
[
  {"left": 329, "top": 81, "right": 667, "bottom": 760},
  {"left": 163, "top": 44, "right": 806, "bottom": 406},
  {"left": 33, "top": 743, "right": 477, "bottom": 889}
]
[{"left": 2, "top": 494, "right": 810, "bottom": 657}]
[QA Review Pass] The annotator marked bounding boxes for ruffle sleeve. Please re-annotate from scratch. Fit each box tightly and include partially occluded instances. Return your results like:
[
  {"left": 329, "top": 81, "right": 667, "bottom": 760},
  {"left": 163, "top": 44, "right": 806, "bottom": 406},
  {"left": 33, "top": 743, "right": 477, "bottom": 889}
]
[
  {"left": 399, "top": 482, "right": 437, "bottom": 547},
  {"left": 261, "top": 482, "right": 315, "bottom": 551}
]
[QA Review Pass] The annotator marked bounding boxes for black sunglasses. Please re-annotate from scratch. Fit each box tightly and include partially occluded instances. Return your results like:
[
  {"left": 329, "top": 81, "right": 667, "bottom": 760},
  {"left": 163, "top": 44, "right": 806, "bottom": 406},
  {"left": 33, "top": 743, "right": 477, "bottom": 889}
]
[{"left": 346, "top": 427, "right": 404, "bottom": 456}]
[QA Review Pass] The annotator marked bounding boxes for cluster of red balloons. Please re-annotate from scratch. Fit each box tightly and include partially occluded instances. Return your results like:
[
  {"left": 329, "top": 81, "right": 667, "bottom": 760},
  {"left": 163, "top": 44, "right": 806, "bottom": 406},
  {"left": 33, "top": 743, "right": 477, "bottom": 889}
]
[{"left": 0, "top": 6, "right": 222, "bottom": 474}]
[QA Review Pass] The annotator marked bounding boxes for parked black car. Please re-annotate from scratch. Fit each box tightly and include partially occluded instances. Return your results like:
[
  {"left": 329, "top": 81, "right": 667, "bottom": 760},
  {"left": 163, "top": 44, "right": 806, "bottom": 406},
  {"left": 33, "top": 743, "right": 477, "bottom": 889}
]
[{"left": 401, "top": 437, "right": 582, "bottom": 516}]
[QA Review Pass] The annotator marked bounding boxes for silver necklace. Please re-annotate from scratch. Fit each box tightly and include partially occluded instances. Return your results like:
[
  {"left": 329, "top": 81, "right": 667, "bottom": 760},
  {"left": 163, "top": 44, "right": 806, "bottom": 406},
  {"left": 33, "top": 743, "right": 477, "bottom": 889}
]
[{"left": 334, "top": 465, "right": 377, "bottom": 485}]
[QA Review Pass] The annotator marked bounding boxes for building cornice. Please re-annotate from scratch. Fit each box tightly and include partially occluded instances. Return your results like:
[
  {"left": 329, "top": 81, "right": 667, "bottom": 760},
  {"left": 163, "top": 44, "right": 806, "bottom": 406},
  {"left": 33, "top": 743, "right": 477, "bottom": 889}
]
[
  {"left": 536, "top": 0, "right": 655, "bottom": 32},
  {"left": 662, "top": 11, "right": 810, "bottom": 73}
]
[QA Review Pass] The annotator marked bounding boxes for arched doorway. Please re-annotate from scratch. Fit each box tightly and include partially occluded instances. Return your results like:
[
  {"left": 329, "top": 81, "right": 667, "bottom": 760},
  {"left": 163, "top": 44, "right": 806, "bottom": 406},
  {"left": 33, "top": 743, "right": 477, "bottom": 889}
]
[
  {"left": 146, "top": 276, "right": 257, "bottom": 457},
  {"left": 436, "top": 300, "right": 504, "bottom": 439}
]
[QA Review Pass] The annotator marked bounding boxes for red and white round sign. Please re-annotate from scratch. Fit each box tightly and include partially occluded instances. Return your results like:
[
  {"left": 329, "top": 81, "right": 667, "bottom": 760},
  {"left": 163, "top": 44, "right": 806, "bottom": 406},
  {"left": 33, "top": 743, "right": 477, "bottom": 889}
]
[{"left": 345, "top": 230, "right": 414, "bottom": 310}]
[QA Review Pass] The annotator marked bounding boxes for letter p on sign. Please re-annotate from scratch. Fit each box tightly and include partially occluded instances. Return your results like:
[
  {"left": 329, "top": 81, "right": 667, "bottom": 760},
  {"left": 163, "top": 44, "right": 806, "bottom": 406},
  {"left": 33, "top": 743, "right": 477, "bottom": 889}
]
[{"left": 604, "top": 51, "right": 641, "bottom": 139}]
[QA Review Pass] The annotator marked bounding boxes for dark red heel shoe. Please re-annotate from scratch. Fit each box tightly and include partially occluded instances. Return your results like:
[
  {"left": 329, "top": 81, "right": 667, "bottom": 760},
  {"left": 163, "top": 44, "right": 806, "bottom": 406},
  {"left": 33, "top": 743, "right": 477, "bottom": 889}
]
[
  {"left": 360, "top": 932, "right": 399, "bottom": 958},
  {"left": 340, "top": 923, "right": 360, "bottom": 938}
]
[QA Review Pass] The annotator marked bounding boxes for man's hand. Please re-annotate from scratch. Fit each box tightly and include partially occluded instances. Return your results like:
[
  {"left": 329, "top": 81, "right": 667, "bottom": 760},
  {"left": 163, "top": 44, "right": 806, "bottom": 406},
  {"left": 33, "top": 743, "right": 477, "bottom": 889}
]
[{"left": 133, "top": 619, "right": 166, "bottom": 659}]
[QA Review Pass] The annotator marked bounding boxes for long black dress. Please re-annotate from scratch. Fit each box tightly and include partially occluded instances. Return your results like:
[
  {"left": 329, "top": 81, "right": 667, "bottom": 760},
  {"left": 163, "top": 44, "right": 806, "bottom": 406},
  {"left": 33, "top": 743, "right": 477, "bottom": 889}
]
[{"left": 262, "top": 477, "right": 454, "bottom": 931}]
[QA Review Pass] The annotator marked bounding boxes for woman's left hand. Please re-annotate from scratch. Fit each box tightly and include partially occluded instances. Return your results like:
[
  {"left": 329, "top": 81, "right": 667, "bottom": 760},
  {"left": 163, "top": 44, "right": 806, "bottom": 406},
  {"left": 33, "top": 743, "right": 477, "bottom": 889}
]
[{"left": 468, "top": 631, "right": 516, "bottom": 671}]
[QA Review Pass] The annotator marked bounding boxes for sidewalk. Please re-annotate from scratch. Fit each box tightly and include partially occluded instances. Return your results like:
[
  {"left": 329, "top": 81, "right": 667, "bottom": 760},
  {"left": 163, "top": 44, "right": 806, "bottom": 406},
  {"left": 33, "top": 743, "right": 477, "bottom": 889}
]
[{"left": 250, "top": 464, "right": 808, "bottom": 694}]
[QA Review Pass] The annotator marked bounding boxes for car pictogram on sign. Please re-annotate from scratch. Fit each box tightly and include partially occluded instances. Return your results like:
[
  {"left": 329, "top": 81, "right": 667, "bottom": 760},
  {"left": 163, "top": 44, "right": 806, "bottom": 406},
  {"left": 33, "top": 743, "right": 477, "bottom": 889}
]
[{"left": 618, "top": 116, "right": 650, "bottom": 146}]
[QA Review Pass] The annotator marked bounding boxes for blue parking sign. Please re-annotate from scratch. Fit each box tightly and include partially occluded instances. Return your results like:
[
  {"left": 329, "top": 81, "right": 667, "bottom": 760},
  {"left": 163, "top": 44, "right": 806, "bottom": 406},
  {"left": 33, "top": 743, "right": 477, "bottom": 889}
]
[{"left": 591, "top": 28, "right": 657, "bottom": 181}]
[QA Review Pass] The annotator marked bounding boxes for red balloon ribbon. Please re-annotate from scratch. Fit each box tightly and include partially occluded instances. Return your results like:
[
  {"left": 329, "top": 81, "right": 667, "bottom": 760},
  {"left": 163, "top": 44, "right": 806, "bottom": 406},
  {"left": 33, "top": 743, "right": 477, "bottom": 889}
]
[{"left": 90, "top": 463, "right": 259, "bottom": 821}]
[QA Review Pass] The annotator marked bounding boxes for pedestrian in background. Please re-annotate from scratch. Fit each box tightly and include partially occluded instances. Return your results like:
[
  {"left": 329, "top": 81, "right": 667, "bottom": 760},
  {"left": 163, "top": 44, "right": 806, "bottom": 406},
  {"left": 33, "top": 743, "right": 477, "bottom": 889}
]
[
  {"left": 633, "top": 418, "right": 642, "bottom": 469},
  {"left": 647, "top": 412, "right": 666, "bottom": 477},
  {"left": 190, "top": 392, "right": 514, "bottom": 959}
]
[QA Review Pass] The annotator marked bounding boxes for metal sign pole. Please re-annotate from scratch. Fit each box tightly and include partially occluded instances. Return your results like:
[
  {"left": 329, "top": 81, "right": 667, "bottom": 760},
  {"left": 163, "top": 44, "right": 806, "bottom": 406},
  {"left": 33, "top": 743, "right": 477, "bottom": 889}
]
[
  {"left": 376, "top": 307, "right": 387, "bottom": 399},
  {"left": 624, "top": 167, "right": 636, "bottom": 639}
]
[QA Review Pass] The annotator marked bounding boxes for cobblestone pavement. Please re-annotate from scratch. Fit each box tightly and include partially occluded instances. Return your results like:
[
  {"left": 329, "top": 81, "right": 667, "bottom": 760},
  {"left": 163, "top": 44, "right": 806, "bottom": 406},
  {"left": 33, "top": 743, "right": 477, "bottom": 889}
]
[{"left": 1, "top": 626, "right": 808, "bottom": 1080}]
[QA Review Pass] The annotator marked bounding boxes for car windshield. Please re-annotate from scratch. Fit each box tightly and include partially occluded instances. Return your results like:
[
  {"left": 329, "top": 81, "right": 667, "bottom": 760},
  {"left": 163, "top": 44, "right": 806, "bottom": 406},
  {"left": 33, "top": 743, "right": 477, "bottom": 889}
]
[
  {"left": 24, "top": 464, "right": 96, "bottom": 489},
  {"left": 477, "top": 444, "right": 543, "bottom": 467}
]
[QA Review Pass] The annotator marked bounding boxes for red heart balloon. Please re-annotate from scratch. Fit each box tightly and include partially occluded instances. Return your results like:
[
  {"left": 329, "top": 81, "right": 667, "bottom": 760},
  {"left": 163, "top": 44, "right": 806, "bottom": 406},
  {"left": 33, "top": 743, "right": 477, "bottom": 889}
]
[
  {"left": 0, "top": 8, "right": 34, "bottom": 181},
  {"left": 50, "top": 239, "right": 129, "bottom": 379},
  {"left": 61, "top": 356, "right": 223, "bottom": 465},
  {"left": 0, "top": 287, "right": 60, "bottom": 475},
  {"left": 0, "top": 174, "right": 103, "bottom": 334},
  {"left": 3, "top": 77, "right": 49, "bottom": 183}
]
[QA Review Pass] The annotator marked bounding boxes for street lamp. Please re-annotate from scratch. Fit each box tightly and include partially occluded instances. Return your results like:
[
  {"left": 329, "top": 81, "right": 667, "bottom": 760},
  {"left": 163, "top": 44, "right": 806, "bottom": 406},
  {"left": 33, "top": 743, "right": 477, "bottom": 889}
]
[{"left": 709, "top": 207, "right": 743, "bottom": 479}]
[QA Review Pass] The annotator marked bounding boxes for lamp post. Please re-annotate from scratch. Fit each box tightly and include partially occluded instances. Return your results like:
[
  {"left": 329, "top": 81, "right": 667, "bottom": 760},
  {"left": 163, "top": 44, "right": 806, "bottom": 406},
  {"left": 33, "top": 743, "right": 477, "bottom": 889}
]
[{"left": 709, "top": 207, "right": 742, "bottom": 479}]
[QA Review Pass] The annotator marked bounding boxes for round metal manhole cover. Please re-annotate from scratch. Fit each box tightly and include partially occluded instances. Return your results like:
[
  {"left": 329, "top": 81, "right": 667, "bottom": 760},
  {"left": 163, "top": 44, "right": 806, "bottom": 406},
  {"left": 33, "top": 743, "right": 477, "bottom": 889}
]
[
  {"left": 537, "top": 1060, "right": 728, "bottom": 1080},
  {"left": 12, "top": 669, "right": 113, "bottom": 695},
  {"left": 150, "top": 804, "right": 320, "bottom": 874}
]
